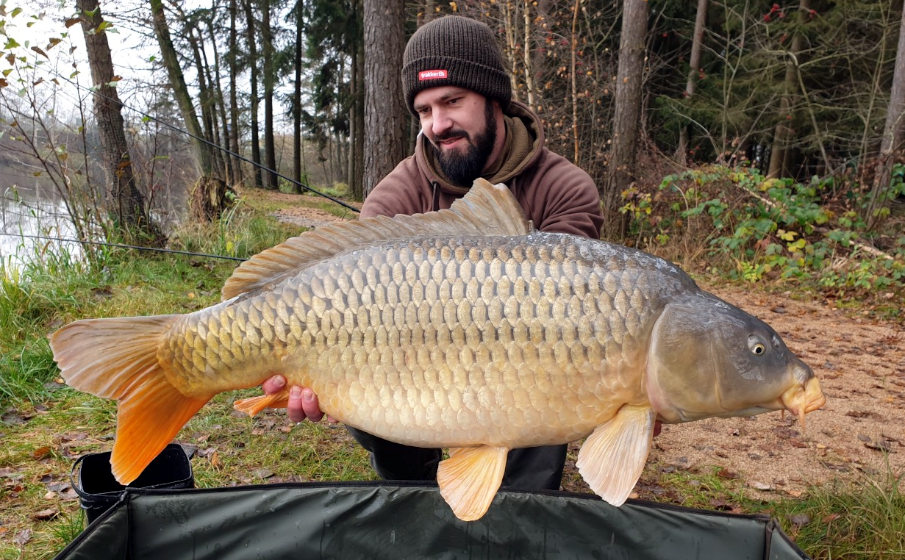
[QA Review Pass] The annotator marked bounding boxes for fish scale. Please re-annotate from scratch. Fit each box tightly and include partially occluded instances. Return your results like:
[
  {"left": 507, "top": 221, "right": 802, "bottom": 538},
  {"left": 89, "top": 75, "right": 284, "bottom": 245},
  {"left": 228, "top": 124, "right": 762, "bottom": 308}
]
[{"left": 160, "top": 232, "right": 675, "bottom": 448}]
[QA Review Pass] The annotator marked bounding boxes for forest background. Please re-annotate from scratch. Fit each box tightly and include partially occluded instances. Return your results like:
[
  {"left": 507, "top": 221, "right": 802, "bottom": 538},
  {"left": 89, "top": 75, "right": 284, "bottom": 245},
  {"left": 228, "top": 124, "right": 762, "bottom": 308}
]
[{"left": 0, "top": 0, "right": 903, "bottom": 311}]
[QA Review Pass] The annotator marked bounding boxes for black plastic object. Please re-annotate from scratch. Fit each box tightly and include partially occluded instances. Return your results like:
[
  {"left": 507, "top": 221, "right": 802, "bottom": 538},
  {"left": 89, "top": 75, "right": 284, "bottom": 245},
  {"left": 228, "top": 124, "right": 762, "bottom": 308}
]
[
  {"left": 70, "top": 443, "right": 194, "bottom": 524},
  {"left": 55, "top": 482, "right": 809, "bottom": 559}
]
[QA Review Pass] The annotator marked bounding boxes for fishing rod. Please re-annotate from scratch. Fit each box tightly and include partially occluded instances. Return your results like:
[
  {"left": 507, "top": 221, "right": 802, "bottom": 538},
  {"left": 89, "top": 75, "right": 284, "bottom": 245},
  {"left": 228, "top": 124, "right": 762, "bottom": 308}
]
[{"left": 0, "top": 232, "right": 248, "bottom": 262}]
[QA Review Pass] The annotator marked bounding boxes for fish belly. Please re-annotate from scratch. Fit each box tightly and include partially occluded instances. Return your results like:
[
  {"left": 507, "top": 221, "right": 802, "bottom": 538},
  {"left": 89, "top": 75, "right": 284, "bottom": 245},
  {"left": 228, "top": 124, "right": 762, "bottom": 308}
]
[{"left": 162, "top": 233, "right": 682, "bottom": 449}]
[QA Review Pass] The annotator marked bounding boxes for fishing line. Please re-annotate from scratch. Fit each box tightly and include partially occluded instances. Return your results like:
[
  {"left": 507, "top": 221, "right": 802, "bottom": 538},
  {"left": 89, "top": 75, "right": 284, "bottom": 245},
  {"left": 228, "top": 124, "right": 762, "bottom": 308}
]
[
  {"left": 0, "top": 232, "right": 248, "bottom": 262},
  {"left": 7, "top": 60, "right": 361, "bottom": 214}
]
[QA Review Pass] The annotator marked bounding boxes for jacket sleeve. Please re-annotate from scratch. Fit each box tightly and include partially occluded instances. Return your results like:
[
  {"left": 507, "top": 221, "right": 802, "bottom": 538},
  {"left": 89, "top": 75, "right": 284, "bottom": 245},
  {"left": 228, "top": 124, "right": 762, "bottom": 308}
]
[
  {"left": 526, "top": 153, "right": 603, "bottom": 239},
  {"left": 360, "top": 157, "right": 429, "bottom": 219}
]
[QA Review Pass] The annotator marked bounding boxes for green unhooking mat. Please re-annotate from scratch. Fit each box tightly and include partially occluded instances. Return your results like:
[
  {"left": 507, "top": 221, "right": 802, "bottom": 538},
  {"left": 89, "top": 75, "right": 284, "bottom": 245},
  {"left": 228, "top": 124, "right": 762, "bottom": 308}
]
[{"left": 55, "top": 482, "right": 809, "bottom": 559}]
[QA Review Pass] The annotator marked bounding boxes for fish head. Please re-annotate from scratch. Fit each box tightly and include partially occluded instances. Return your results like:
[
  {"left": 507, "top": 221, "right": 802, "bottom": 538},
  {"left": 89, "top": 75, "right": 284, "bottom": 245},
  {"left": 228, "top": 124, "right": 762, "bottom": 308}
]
[{"left": 645, "top": 293, "right": 825, "bottom": 425}]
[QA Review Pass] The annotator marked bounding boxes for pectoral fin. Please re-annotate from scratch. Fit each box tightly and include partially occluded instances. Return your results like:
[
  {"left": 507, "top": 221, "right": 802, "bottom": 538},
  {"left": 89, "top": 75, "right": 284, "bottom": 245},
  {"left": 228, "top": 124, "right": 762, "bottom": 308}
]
[
  {"left": 576, "top": 404, "right": 655, "bottom": 507},
  {"left": 437, "top": 446, "right": 508, "bottom": 521},
  {"left": 233, "top": 389, "right": 290, "bottom": 417}
]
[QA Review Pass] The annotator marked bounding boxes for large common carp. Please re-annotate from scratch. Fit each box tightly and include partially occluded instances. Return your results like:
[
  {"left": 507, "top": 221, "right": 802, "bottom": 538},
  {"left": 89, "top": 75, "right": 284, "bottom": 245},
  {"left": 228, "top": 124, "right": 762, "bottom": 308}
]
[{"left": 50, "top": 180, "right": 825, "bottom": 521}]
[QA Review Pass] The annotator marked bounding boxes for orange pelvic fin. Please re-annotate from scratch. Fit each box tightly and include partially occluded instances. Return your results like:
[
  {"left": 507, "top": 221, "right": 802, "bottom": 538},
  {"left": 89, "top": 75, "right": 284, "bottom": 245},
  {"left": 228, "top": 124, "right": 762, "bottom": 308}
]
[
  {"left": 437, "top": 445, "right": 508, "bottom": 521},
  {"left": 233, "top": 389, "right": 290, "bottom": 417},
  {"left": 49, "top": 315, "right": 211, "bottom": 485},
  {"left": 576, "top": 404, "right": 655, "bottom": 507}
]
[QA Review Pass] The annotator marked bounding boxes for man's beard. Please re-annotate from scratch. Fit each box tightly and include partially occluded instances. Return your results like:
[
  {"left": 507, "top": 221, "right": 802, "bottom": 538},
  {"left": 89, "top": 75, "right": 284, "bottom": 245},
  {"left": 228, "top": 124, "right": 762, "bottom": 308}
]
[{"left": 429, "top": 100, "right": 496, "bottom": 187}]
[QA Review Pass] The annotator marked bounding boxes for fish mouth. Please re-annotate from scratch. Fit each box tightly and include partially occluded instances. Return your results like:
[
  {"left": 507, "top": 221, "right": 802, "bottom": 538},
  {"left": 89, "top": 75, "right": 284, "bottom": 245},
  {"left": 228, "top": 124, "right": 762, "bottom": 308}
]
[{"left": 780, "top": 377, "right": 826, "bottom": 427}]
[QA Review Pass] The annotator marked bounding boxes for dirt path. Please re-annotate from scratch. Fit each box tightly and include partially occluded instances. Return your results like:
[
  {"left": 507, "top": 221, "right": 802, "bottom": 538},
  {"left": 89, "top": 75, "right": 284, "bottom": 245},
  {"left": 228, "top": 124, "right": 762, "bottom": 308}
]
[{"left": 272, "top": 197, "right": 905, "bottom": 498}]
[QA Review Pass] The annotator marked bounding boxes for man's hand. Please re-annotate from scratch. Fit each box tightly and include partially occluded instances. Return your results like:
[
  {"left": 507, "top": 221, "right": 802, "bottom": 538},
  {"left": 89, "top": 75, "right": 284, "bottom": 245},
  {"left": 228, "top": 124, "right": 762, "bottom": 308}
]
[{"left": 262, "top": 375, "right": 324, "bottom": 423}]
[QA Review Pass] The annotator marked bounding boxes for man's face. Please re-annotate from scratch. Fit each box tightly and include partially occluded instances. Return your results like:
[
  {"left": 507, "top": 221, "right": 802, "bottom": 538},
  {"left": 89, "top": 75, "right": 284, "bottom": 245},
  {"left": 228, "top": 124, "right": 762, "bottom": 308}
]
[{"left": 413, "top": 86, "right": 497, "bottom": 186}]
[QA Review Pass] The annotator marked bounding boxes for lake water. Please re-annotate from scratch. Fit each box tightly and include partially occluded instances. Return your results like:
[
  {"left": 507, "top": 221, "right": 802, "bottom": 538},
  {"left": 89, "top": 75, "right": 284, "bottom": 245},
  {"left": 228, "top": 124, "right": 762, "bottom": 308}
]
[{"left": 0, "top": 188, "right": 82, "bottom": 273}]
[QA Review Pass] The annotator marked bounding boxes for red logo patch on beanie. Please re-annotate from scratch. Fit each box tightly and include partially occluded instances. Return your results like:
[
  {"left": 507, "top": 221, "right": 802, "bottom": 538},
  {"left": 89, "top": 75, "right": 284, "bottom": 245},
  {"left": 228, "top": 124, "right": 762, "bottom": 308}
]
[{"left": 418, "top": 69, "right": 448, "bottom": 81}]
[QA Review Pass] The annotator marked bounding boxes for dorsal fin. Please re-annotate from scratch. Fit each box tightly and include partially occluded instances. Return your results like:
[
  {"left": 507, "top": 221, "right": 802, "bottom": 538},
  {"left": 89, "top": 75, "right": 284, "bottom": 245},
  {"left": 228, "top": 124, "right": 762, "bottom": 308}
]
[{"left": 221, "top": 179, "right": 531, "bottom": 300}]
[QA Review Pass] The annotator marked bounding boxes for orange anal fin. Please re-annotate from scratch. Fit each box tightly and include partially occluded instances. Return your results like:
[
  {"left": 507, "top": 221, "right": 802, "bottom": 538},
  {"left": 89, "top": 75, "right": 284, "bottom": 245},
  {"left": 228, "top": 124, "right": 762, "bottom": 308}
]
[
  {"left": 233, "top": 389, "right": 290, "bottom": 417},
  {"left": 112, "top": 379, "right": 210, "bottom": 485},
  {"left": 437, "top": 445, "right": 508, "bottom": 522}
]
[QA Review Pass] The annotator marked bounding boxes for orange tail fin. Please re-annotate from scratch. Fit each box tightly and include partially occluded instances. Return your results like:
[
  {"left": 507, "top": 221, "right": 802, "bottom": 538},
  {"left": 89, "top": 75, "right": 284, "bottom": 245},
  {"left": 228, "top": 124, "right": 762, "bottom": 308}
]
[{"left": 49, "top": 315, "right": 211, "bottom": 484}]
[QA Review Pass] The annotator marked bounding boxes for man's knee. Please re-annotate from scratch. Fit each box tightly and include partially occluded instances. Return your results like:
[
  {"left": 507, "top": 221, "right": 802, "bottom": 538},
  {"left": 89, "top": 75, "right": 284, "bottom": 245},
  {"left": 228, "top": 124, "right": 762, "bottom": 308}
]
[{"left": 347, "top": 427, "right": 441, "bottom": 481}]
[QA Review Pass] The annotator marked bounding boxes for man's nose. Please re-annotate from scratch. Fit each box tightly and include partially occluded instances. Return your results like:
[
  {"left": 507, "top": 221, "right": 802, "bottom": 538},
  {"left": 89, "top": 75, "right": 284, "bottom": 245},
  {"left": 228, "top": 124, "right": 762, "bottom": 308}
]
[{"left": 431, "top": 109, "right": 453, "bottom": 136}]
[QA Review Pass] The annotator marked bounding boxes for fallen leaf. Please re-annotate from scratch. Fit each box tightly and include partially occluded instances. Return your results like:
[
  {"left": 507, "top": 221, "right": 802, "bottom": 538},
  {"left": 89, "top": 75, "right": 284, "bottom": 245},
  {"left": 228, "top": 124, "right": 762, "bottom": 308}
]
[
  {"left": 179, "top": 444, "right": 198, "bottom": 459},
  {"left": 708, "top": 499, "right": 734, "bottom": 511},
  {"left": 32, "top": 446, "right": 52, "bottom": 460},
  {"left": 1, "top": 410, "right": 32, "bottom": 425},
  {"left": 0, "top": 467, "right": 23, "bottom": 479},
  {"left": 716, "top": 468, "right": 738, "bottom": 480},
  {"left": 33, "top": 509, "right": 59, "bottom": 521},
  {"left": 252, "top": 468, "right": 274, "bottom": 480},
  {"left": 865, "top": 440, "right": 893, "bottom": 453},
  {"left": 14, "top": 529, "right": 32, "bottom": 546}
]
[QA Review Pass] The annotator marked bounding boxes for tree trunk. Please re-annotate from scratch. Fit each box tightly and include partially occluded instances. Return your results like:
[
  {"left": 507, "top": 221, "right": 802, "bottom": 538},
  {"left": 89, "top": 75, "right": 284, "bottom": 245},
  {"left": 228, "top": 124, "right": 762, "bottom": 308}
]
[
  {"left": 501, "top": 1, "right": 520, "bottom": 105},
  {"left": 77, "top": 0, "right": 160, "bottom": 242},
  {"left": 261, "top": 0, "right": 278, "bottom": 189},
  {"left": 523, "top": 0, "right": 535, "bottom": 110},
  {"left": 242, "top": 0, "right": 263, "bottom": 188},
  {"left": 768, "top": 0, "right": 809, "bottom": 178},
  {"left": 363, "top": 0, "right": 407, "bottom": 198},
  {"left": 185, "top": 25, "right": 224, "bottom": 180},
  {"left": 867, "top": 1, "right": 905, "bottom": 228},
  {"left": 292, "top": 0, "right": 305, "bottom": 193},
  {"left": 603, "top": 0, "right": 648, "bottom": 239},
  {"left": 228, "top": 0, "right": 243, "bottom": 185},
  {"left": 676, "top": 0, "right": 708, "bottom": 165},
  {"left": 205, "top": 11, "right": 234, "bottom": 185},
  {"left": 570, "top": 0, "right": 580, "bottom": 163},
  {"left": 150, "top": 0, "right": 227, "bottom": 221},
  {"left": 348, "top": 0, "right": 364, "bottom": 201}
]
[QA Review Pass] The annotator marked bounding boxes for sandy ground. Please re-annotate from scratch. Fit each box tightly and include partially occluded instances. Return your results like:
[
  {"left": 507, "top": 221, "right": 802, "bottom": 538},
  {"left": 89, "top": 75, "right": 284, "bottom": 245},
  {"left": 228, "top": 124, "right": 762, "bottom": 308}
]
[{"left": 272, "top": 203, "right": 905, "bottom": 499}]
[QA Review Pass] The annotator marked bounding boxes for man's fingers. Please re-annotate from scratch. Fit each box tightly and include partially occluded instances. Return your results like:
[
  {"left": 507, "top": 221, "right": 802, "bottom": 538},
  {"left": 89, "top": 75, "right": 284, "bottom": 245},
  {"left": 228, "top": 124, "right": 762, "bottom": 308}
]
[
  {"left": 262, "top": 375, "right": 286, "bottom": 395},
  {"left": 301, "top": 388, "right": 324, "bottom": 422},
  {"left": 287, "top": 386, "right": 305, "bottom": 423}
]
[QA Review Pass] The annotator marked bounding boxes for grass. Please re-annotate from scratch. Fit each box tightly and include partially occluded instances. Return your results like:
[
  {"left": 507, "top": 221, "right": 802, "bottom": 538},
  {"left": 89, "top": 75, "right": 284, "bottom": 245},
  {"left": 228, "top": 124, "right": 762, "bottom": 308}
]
[
  {"left": 774, "top": 469, "right": 905, "bottom": 559},
  {"left": 2, "top": 184, "right": 903, "bottom": 559},
  {"left": 624, "top": 458, "right": 905, "bottom": 559}
]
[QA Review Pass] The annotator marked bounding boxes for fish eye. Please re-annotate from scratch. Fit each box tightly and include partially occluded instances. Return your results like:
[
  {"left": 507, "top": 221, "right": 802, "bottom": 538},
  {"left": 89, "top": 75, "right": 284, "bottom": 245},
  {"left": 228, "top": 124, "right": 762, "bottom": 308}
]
[{"left": 748, "top": 335, "right": 767, "bottom": 356}]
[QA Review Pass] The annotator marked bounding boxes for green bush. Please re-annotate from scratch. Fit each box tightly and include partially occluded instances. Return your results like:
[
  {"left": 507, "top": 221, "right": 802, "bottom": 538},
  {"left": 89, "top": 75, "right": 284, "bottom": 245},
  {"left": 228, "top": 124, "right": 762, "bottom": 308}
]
[{"left": 623, "top": 165, "right": 904, "bottom": 318}]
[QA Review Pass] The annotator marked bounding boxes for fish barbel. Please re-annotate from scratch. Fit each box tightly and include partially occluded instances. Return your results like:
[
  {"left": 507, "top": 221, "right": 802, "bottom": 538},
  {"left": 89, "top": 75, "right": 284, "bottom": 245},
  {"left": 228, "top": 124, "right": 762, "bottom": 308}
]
[{"left": 50, "top": 179, "right": 825, "bottom": 521}]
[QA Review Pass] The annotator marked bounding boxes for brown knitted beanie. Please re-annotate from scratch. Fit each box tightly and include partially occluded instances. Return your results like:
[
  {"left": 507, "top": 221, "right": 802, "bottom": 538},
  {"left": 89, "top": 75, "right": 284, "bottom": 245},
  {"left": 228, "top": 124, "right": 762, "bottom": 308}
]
[{"left": 402, "top": 16, "right": 511, "bottom": 115}]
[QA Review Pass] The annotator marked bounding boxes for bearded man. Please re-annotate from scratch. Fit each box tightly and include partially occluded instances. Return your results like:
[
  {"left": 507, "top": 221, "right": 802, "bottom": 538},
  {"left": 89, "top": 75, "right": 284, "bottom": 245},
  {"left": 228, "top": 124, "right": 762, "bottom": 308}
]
[{"left": 263, "top": 15, "right": 603, "bottom": 492}]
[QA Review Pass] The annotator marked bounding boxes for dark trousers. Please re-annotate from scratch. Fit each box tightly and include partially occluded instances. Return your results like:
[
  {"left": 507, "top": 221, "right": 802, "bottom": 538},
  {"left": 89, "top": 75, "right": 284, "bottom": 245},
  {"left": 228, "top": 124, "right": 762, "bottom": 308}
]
[{"left": 347, "top": 427, "right": 567, "bottom": 491}]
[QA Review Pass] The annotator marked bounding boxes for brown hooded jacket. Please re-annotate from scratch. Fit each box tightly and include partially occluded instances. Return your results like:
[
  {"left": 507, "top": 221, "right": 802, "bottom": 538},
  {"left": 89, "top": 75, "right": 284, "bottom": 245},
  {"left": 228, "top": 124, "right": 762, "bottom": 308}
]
[{"left": 361, "top": 101, "right": 603, "bottom": 239}]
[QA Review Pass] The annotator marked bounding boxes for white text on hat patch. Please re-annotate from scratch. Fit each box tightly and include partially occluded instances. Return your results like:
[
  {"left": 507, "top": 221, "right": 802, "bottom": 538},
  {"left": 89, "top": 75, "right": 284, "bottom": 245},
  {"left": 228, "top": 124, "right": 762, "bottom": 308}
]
[{"left": 418, "top": 69, "right": 448, "bottom": 81}]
